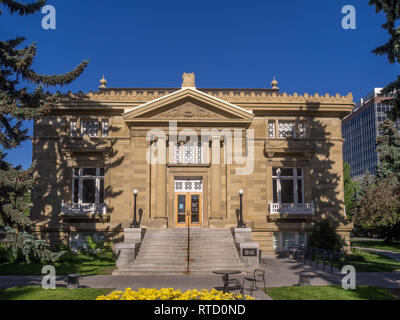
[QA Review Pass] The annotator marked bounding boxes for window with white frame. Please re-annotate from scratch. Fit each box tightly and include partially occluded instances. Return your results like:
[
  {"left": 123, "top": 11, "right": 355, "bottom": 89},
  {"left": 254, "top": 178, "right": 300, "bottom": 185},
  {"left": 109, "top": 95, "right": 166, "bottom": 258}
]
[
  {"left": 72, "top": 168, "right": 105, "bottom": 204},
  {"left": 70, "top": 120, "right": 77, "bottom": 137},
  {"left": 81, "top": 121, "right": 99, "bottom": 137},
  {"left": 272, "top": 167, "right": 304, "bottom": 203},
  {"left": 174, "top": 142, "right": 203, "bottom": 164},
  {"left": 278, "top": 121, "right": 306, "bottom": 138},
  {"left": 102, "top": 120, "right": 109, "bottom": 137}
]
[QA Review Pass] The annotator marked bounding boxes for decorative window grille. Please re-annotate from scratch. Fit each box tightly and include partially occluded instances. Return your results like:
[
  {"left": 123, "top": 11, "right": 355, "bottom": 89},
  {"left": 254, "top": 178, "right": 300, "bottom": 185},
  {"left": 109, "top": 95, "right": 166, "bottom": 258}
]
[
  {"left": 268, "top": 121, "right": 275, "bottom": 138},
  {"left": 102, "top": 121, "right": 109, "bottom": 137},
  {"left": 197, "top": 144, "right": 203, "bottom": 163},
  {"left": 278, "top": 121, "right": 296, "bottom": 138},
  {"left": 70, "top": 120, "right": 77, "bottom": 137},
  {"left": 183, "top": 144, "right": 194, "bottom": 164},
  {"left": 174, "top": 144, "right": 182, "bottom": 163},
  {"left": 174, "top": 179, "right": 202, "bottom": 192},
  {"left": 175, "top": 181, "right": 183, "bottom": 191},
  {"left": 72, "top": 168, "right": 105, "bottom": 204},
  {"left": 278, "top": 121, "right": 306, "bottom": 138},
  {"left": 174, "top": 143, "right": 203, "bottom": 164},
  {"left": 81, "top": 121, "right": 99, "bottom": 137},
  {"left": 184, "top": 181, "right": 192, "bottom": 190}
]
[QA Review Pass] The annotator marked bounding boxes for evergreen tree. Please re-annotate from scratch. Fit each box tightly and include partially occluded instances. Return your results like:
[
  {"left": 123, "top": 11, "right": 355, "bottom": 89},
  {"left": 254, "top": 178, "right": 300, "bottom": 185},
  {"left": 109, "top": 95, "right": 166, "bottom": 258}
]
[
  {"left": 369, "top": 0, "right": 400, "bottom": 119},
  {"left": 343, "top": 161, "right": 358, "bottom": 219},
  {"left": 376, "top": 120, "right": 400, "bottom": 183},
  {"left": 352, "top": 120, "right": 400, "bottom": 242},
  {"left": 0, "top": 0, "right": 89, "bottom": 262},
  {"left": 307, "top": 220, "right": 344, "bottom": 251}
]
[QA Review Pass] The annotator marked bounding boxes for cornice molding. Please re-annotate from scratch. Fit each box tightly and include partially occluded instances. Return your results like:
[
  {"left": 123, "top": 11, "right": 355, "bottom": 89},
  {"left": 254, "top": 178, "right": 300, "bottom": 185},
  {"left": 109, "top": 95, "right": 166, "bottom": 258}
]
[{"left": 55, "top": 89, "right": 354, "bottom": 106}]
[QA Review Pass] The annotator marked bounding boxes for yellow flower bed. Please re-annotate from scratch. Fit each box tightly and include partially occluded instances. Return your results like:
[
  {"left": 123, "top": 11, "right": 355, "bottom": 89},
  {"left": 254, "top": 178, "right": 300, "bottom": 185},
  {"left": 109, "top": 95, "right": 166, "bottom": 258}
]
[{"left": 96, "top": 288, "right": 254, "bottom": 300}]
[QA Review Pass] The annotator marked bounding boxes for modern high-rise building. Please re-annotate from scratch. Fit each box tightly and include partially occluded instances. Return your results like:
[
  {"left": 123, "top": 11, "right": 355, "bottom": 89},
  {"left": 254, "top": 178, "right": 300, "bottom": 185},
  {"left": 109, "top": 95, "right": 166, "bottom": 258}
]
[{"left": 342, "top": 88, "right": 398, "bottom": 182}]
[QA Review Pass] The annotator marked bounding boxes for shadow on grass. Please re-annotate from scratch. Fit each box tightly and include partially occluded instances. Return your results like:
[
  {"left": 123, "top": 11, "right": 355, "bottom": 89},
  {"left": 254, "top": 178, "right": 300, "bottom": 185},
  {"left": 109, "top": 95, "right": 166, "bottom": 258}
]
[
  {"left": 351, "top": 240, "right": 400, "bottom": 253},
  {"left": 265, "top": 286, "right": 398, "bottom": 300},
  {"left": 0, "top": 287, "right": 112, "bottom": 300},
  {"left": 0, "top": 251, "right": 116, "bottom": 276},
  {"left": 346, "top": 249, "right": 400, "bottom": 272}
]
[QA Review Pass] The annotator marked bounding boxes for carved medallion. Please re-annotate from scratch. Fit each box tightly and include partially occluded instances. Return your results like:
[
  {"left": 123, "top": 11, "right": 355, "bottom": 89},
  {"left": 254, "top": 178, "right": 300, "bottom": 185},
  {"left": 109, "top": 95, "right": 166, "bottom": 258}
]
[{"left": 152, "top": 102, "right": 224, "bottom": 120}]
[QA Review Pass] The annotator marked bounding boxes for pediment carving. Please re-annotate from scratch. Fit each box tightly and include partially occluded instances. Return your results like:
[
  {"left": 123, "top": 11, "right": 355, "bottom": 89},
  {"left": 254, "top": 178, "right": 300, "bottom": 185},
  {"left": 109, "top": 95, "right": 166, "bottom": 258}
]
[
  {"left": 151, "top": 101, "right": 226, "bottom": 120},
  {"left": 122, "top": 88, "right": 254, "bottom": 123}
]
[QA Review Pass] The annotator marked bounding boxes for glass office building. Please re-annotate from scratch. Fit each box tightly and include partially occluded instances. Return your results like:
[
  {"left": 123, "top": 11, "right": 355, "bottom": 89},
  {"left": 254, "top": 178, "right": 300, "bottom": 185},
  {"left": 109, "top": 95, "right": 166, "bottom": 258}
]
[{"left": 342, "top": 88, "right": 398, "bottom": 182}]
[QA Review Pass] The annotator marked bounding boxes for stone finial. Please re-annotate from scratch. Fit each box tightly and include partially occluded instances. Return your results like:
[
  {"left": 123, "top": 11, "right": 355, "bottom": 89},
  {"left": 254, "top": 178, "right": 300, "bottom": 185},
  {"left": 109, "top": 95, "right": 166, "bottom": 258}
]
[
  {"left": 271, "top": 76, "right": 279, "bottom": 90},
  {"left": 181, "top": 72, "right": 196, "bottom": 88},
  {"left": 99, "top": 75, "right": 107, "bottom": 89}
]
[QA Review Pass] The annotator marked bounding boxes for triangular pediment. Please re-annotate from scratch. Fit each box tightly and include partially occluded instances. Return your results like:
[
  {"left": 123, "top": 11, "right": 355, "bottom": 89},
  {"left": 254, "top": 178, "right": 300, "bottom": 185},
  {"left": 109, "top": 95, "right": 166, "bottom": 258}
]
[{"left": 122, "top": 88, "right": 254, "bottom": 123}]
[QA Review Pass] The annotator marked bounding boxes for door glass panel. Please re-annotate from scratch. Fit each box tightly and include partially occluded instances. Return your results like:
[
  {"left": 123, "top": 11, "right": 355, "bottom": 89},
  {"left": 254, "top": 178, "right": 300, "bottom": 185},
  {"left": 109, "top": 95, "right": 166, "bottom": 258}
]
[
  {"left": 83, "top": 168, "right": 96, "bottom": 176},
  {"left": 190, "top": 194, "right": 200, "bottom": 223},
  {"left": 297, "top": 179, "right": 303, "bottom": 203},
  {"left": 82, "top": 179, "right": 96, "bottom": 203},
  {"left": 273, "top": 179, "right": 277, "bottom": 203},
  {"left": 177, "top": 194, "right": 186, "bottom": 223},
  {"left": 281, "top": 180, "right": 294, "bottom": 203},
  {"left": 73, "top": 179, "right": 79, "bottom": 203},
  {"left": 280, "top": 168, "right": 293, "bottom": 176}
]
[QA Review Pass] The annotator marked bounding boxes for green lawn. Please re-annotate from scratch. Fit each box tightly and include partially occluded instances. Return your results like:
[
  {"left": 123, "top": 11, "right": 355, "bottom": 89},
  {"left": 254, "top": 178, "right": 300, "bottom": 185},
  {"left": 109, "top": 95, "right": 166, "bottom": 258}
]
[
  {"left": 0, "top": 287, "right": 112, "bottom": 300},
  {"left": 265, "top": 286, "right": 397, "bottom": 300},
  {"left": 0, "top": 251, "right": 116, "bottom": 276},
  {"left": 344, "top": 248, "right": 400, "bottom": 272},
  {"left": 351, "top": 239, "right": 400, "bottom": 253}
]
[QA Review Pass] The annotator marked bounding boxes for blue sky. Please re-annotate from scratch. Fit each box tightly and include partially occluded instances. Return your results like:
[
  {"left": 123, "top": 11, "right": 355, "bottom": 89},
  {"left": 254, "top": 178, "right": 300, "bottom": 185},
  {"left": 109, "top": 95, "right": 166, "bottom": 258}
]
[{"left": 0, "top": 0, "right": 398, "bottom": 169}]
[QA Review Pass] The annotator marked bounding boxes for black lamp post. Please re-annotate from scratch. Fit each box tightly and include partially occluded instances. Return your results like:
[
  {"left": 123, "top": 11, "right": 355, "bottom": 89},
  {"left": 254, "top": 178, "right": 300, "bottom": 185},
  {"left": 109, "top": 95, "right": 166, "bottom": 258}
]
[
  {"left": 131, "top": 189, "right": 140, "bottom": 228},
  {"left": 237, "top": 189, "right": 246, "bottom": 228}
]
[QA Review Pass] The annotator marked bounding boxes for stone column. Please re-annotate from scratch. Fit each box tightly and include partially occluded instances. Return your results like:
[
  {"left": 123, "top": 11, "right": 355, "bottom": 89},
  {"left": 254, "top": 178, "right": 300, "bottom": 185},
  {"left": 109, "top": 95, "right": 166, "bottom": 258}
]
[
  {"left": 155, "top": 137, "right": 167, "bottom": 226},
  {"left": 210, "top": 135, "right": 222, "bottom": 221}
]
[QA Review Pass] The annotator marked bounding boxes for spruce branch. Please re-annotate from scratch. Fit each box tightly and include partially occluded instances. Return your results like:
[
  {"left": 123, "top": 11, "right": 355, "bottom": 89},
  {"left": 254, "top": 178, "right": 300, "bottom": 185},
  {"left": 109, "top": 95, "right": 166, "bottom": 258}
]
[{"left": 0, "top": 0, "right": 46, "bottom": 16}]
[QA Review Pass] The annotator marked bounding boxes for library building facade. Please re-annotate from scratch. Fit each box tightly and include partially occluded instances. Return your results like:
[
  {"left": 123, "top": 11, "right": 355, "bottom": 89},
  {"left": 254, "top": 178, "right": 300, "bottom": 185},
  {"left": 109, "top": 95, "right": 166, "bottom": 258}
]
[{"left": 31, "top": 73, "right": 353, "bottom": 255}]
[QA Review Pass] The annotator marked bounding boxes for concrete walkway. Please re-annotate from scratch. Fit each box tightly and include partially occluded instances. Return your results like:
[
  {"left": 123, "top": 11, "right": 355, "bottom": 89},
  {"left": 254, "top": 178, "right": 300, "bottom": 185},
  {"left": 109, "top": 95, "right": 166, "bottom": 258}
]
[
  {"left": 0, "top": 274, "right": 272, "bottom": 300},
  {"left": 260, "top": 256, "right": 400, "bottom": 288},
  {"left": 1, "top": 256, "right": 400, "bottom": 299}
]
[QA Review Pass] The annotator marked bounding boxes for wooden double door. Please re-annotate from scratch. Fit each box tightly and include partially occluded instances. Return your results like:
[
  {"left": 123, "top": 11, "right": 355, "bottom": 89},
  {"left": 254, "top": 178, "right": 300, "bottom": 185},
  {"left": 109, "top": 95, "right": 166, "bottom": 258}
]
[{"left": 175, "top": 193, "right": 202, "bottom": 226}]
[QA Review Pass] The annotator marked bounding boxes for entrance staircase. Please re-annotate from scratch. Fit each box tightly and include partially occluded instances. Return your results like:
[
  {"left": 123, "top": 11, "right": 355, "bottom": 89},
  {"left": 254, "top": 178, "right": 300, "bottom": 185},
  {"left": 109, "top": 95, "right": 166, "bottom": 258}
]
[{"left": 113, "top": 228, "right": 248, "bottom": 275}]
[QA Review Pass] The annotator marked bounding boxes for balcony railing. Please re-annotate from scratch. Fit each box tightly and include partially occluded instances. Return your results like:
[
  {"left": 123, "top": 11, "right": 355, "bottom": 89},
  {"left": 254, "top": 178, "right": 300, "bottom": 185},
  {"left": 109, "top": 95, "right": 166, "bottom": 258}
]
[
  {"left": 269, "top": 202, "right": 315, "bottom": 214},
  {"left": 61, "top": 201, "right": 107, "bottom": 215}
]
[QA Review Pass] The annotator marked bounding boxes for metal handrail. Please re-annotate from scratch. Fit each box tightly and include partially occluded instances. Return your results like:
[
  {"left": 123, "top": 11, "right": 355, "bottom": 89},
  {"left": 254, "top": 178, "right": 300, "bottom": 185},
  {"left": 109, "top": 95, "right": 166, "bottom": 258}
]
[{"left": 187, "top": 209, "right": 190, "bottom": 273}]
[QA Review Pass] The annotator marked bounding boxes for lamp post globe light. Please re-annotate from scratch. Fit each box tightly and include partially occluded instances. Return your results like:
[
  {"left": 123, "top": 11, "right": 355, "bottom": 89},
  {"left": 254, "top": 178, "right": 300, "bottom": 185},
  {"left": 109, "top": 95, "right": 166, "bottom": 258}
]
[
  {"left": 131, "top": 189, "right": 139, "bottom": 228},
  {"left": 237, "top": 189, "right": 246, "bottom": 228}
]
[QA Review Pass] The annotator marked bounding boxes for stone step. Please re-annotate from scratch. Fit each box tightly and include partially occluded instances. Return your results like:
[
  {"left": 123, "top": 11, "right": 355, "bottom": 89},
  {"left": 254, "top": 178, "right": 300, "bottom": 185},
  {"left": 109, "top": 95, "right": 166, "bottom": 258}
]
[
  {"left": 138, "top": 248, "right": 187, "bottom": 252},
  {"left": 118, "top": 265, "right": 188, "bottom": 271},
  {"left": 135, "top": 260, "right": 188, "bottom": 264},
  {"left": 191, "top": 261, "right": 243, "bottom": 265},
  {"left": 136, "top": 254, "right": 188, "bottom": 258},
  {"left": 140, "top": 244, "right": 187, "bottom": 251},
  {"left": 115, "top": 228, "right": 246, "bottom": 274},
  {"left": 140, "top": 241, "right": 186, "bottom": 244}
]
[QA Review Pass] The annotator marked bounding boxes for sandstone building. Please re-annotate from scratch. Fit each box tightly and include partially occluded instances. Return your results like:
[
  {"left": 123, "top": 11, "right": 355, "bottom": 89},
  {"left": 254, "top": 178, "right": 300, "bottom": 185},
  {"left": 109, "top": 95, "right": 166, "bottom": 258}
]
[{"left": 32, "top": 73, "right": 353, "bottom": 255}]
